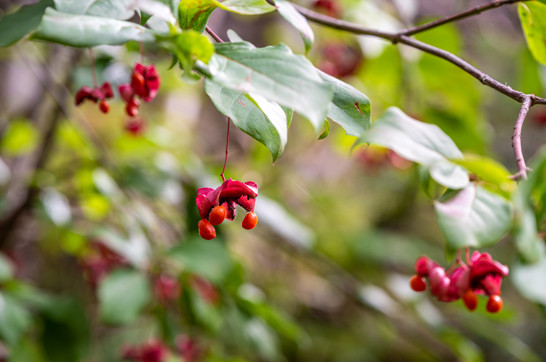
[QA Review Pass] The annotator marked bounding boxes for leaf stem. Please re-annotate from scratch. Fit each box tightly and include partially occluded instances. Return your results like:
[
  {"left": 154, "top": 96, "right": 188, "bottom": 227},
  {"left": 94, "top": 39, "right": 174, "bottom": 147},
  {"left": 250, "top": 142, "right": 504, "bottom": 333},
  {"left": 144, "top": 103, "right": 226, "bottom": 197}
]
[{"left": 221, "top": 118, "right": 231, "bottom": 182}]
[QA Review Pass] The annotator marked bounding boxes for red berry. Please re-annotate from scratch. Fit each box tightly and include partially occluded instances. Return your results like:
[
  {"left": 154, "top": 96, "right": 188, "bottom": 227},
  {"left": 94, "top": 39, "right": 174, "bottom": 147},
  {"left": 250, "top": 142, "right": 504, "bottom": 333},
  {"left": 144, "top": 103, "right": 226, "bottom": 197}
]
[
  {"left": 209, "top": 206, "right": 227, "bottom": 226},
  {"left": 198, "top": 219, "right": 216, "bottom": 240},
  {"left": 125, "top": 99, "right": 140, "bottom": 117},
  {"left": 99, "top": 100, "right": 109, "bottom": 113},
  {"left": 486, "top": 295, "right": 503, "bottom": 313},
  {"left": 409, "top": 275, "right": 426, "bottom": 292},
  {"left": 242, "top": 212, "right": 258, "bottom": 230},
  {"left": 463, "top": 289, "right": 477, "bottom": 311},
  {"left": 124, "top": 118, "right": 145, "bottom": 135}
]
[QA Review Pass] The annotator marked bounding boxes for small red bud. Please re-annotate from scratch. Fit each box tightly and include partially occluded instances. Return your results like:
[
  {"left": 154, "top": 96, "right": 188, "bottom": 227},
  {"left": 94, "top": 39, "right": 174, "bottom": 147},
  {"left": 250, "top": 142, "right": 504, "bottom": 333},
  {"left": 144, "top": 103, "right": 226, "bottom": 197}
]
[
  {"left": 463, "top": 289, "right": 478, "bottom": 311},
  {"left": 209, "top": 206, "right": 227, "bottom": 226},
  {"left": 198, "top": 219, "right": 216, "bottom": 240},
  {"left": 486, "top": 295, "right": 503, "bottom": 313},
  {"left": 99, "top": 100, "right": 109, "bottom": 113},
  {"left": 409, "top": 275, "right": 426, "bottom": 292},
  {"left": 242, "top": 212, "right": 258, "bottom": 230}
]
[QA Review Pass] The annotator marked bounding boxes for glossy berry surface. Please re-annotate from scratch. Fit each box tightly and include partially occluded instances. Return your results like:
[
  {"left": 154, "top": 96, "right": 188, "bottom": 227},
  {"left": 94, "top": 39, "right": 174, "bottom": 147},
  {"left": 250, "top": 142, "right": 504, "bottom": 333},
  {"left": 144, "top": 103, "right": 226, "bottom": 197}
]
[
  {"left": 486, "top": 295, "right": 503, "bottom": 313},
  {"left": 198, "top": 219, "right": 216, "bottom": 240},
  {"left": 209, "top": 206, "right": 227, "bottom": 226},
  {"left": 409, "top": 275, "right": 426, "bottom": 292},
  {"left": 242, "top": 212, "right": 258, "bottom": 230},
  {"left": 99, "top": 100, "right": 109, "bottom": 113},
  {"left": 463, "top": 289, "right": 477, "bottom": 311}
]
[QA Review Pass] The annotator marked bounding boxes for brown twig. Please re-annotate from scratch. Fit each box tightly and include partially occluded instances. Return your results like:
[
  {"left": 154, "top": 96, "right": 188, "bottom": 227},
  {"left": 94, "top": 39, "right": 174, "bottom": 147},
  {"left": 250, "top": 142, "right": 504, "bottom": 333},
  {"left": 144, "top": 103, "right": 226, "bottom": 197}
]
[{"left": 511, "top": 96, "right": 532, "bottom": 180}]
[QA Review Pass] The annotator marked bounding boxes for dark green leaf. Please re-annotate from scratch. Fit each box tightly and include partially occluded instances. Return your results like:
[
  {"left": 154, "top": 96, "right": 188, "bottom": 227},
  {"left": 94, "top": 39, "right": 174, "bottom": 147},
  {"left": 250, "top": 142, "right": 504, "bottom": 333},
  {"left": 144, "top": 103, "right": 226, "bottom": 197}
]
[
  {"left": 435, "top": 184, "right": 512, "bottom": 250},
  {"left": 0, "top": 0, "right": 53, "bottom": 47},
  {"left": 275, "top": 0, "right": 314, "bottom": 53},
  {"left": 98, "top": 269, "right": 151, "bottom": 325},
  {"left": 518, "top": 2, "right": 546, "bottom": 65},
  {"left": 320, "top": 71, "right": 371, "bottom": 137},
  {"left": 205, "top": 80, "right": 288, "bottom": 161},
  {"left": 0, "top": 293, "right": 32, "bottom": 346},
  {"left": 168, "top": 238, "right": 234, "bottom": 284},
  {"left": 33, "top": 8, "right": 155, "bottom": 47},
  {"left": 357, "top": 107, "right": 468, "bottom": 189},
  {"left": 205, "top": 42, "right": 333, "bottom": 133}
]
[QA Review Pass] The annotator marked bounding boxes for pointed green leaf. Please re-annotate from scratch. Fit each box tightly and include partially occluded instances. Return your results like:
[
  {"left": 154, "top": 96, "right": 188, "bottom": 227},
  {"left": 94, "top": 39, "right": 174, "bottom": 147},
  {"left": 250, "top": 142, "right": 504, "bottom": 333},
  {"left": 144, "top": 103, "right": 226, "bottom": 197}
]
[
  {"left": 275, "top": 0, "right": 313, "bottom": 52},
  {"left": 519, "top": 2, "right": 546, "bottom": 65},
  {"left": 216, "top": 0, "right": 275, "bottom": 14},
  {"left": 178, "top": 0, "right": 216, "bottom": 32},
  {"left": 205, "top": 42, "right": 333, "bottom": 133},
  {"left": 205, "top": 80, "right": 288, "bottom": 161},
  {"left": 0, "top": 0, "right": 53, "bottom": 47},
  {"left": 435, "top": 184, "right": 512, "bottom": 250},
  {"left": 357, "top": 107, "right": 468, "bottom": 189},
  {"left": 33, "top": 8, "right": 155, "bottom": 47},
  {"left": 98, "top": 269, "right": 151, "bottom": 325},
  {"left": 320, "top": 71, "right": 370, "bottom": 137}
]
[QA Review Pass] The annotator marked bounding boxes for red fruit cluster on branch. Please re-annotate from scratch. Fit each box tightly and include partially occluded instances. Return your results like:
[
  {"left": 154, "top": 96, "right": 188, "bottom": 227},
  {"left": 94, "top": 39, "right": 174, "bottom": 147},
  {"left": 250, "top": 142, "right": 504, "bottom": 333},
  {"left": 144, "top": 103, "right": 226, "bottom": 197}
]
[
  {"left": 74, "top": 82, "right": 114, "bottom": 113},
  {"left": 410, "top": 251, "right": 509, "bottom": 313},
  {"left": 196, "top": 179, "right": 259, "bottom": 240},
  {"left": 122, "top": 340, "right": 168, "bottom": 362},
  {"left": 119, "top": 63, "right": 160, "bottom": 117}
]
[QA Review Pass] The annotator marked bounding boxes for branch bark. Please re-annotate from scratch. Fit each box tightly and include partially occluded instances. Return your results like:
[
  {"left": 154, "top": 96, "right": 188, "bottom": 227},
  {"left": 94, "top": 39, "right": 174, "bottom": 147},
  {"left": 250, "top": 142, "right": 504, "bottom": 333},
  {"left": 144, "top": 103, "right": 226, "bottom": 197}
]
[{"left": 511, "top": 96, "right": 532, "bottom": 180}]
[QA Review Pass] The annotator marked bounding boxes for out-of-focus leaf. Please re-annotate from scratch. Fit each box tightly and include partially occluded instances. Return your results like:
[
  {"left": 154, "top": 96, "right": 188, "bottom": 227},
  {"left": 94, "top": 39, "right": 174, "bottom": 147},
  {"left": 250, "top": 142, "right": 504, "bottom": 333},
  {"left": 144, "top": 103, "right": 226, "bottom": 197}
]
[
  {"left": 0, "top": 253, "right": 14, "bottom": 283},
  {"left": 205, "top": 80, "right": 288, "bottom": 162},
  {"left": 453, "top": 154, "right": 516, "bottom": 197},
  {"left": 519, "top": 2, "right": 546, "bottom": 65},
  {"left": 1, "top": 118, "right": 40, "bottom": 156},
  {"left": 0, "top": 0, "right": 53, "bottom": 47},
  {"left": 318, "top": 120, "right": 330, "bottom": 140},
  {"left": 357, "top": 107, "right": 468, "bottom": 189},
  {"left": 0, "top": 293, "right": 32, "bottom": 346},
  {"left": 435, "top": 183, "right": 512, "bottom": 250},
  {"left": 41, "top": 188, "right": 72, "bottom": 226},
  {"left": 33, "top": 8, "right": 155, "bottom": 47},
  {"left": 138, "top": 0, "right": 176, "bottom": 23},
  {"left": 275, "top": 0, "right": 314, "bottom": 53},
  {"left": 217, "top": 0, "right": 274, "bottom": 14},
  {"left": 54, "top": 0, "right": 94, "bottom": 14},
  {"left": 168, "top": 238, "right": 234, "bottom": 284},
  {"left": 513, "top": 258, "right": 546, "bottom": 305},
  {"left": 202, "top": 42, "right": 333, "bottom": 133},
  {"left": 320, "top": 71, "right": 371, "bottom": 137},
  {"left": 85, "top": 0, "right": 135, "bottom": 19},
  {"left": 245, "top": 318, "right": 280, "bottom": 361},
  {"left": 0, "top": 157, "right": 10, "bottom": 186},
  {"left": 160, "top": 31, "right": 213, "bottom": 80},
  {"left": 98, "top": 269, "right": 151, "bottom": 325}
]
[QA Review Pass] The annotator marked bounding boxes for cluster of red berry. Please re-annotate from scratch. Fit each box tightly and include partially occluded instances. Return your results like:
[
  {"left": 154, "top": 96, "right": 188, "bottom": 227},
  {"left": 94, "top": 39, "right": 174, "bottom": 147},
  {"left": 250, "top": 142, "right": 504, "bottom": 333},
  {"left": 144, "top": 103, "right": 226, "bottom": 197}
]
[
  {"left": 195, "top": 178, "right": 259, "bottom": 240},
  {"left": 122, "top": 335, "right": 202, "bottom": 362},
  {"left": 410, "top": 251, "right": 509, "bottom": 313}
]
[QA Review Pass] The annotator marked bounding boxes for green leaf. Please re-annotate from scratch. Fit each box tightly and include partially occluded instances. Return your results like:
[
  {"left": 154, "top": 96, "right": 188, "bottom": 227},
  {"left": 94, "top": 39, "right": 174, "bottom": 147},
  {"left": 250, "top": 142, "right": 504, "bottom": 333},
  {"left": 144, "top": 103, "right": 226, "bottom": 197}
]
[
  {"left": 217, "top": 0, "right": 275, "bottom": 14},
  {"left": 320, "top": 71, "right": 371, "bottom": 137},
  {"left": 160, "top": 31, "right": 213, "bottom": 79},
  {"left": 178, "top": 0, "right": 216, "bottom": 32},
  {"left": 518, "top": 2, "right": 546, "bottom": 65},
  {"left": 54, "top": 0, "right": 94, "bottom": 14},
  {"left": 275, "top": 0, "right": 313, "bottom": 53},
  {"left": 33, "top": 8, "right": 155, "bottom": 47},
  {"left": 0, "top": 293, "right": 32, "bottom": 346},
  {"left": 168, "top": 238, "right": 234, "bottom": 284},
  {"left": 318, "top": 119, "right": 329, "bottom": 140},
  {"left": 98, "top": 269, "right": 151, "bottom": 325},
  {"left": 434, "top": 184, "right": 512, "bottom": 250},
  {"left": 0, "top": 118, "right": 40, "bottom": 156},
  {"left": 204, "top": 42, "right": 333, "bottom": 133},
  {"left": 85, "top": 0, "right": 135, "bottom": 19},
  {"left": 205, "top": 80, "right": 288, "bottom": 161},
  {"left": 0, "top": 0, "right": 53, "bottom": 47},
  {"left": 513, "top": 258, "right": 546, "bottom": 305},
  {"left": 0, "top": 253, "right": 14, "bottom": 283},
  {"left": 357, "top": 107, "right": 468, "bottom": 189}
]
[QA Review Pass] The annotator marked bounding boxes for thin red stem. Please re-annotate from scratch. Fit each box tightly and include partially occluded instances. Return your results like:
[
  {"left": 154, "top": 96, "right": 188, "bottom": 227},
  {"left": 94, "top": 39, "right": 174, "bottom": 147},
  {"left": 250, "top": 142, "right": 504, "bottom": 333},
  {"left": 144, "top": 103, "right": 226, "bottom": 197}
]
[
  {"left": 206, "top": 26, "right": 224, "bottom": 43},
  {"left": 220, "top": 118, "right": 231, "bottom": 182},
  {"left": 89, "top": 48, "right": 97, "bottom": 88}
]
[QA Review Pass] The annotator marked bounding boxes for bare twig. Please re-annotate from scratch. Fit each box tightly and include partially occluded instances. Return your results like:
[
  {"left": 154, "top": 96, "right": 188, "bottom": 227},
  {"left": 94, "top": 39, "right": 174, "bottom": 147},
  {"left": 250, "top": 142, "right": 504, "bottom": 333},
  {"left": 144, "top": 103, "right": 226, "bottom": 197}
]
[
  {"left": 205, "top": 26, "right": 224, "bottom": 43},
  {"left": 511, "top": 96, "right": 532, "bottom": 180}
]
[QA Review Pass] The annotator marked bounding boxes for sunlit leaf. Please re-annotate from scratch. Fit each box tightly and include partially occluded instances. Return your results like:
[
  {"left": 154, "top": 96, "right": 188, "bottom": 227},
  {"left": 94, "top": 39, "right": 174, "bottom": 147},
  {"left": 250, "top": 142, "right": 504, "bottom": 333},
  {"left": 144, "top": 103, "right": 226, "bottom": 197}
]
[
  {"left": 205, "top": 80, "right": 288, "bottom": 162},
  {"left": 0, "top": 118, "right": 40, "bottom": 156},
  {"left": 519, "top": 2, "right": 546, "bottom": 65},
  {"left": 357, "top": 107, "right": 468, "bottom": 189},
  {"left": 98, "top": 269, "right": 151, "bottom": 325},
  {"left": 275, "top": 0, "right": 314, "bottom": 53},
  {"left": 34, "top": 8, "right": 155, "bottom": 47},
  {"left": 202, "top": 42, "right": 333, "bottom": 133},
  {"left": 160, "top": 31, "right": 213, "bottom": 79},
  {"left": 0, "top": 0, "right": 53, "bottom": 47},
  {"left": 434, "top": 183, "right": 512, "bottom": 250},
  {"left": 217, "top": 0, "right": 275, "bottom": 14}
]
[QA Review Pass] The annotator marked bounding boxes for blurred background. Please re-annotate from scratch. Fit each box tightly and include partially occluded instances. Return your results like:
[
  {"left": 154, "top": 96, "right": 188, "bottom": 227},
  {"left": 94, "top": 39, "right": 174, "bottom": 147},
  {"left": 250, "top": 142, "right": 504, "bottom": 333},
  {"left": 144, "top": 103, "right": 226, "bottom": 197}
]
[{"left": 1, "top": 0, "right": 546, "bottom": 360}]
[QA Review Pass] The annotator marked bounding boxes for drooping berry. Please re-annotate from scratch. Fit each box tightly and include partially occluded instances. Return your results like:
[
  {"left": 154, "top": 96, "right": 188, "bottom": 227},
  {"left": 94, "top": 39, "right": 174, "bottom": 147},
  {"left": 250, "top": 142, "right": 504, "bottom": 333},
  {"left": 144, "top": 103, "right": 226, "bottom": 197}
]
[
  {"left": 409, "top": 275, "right": 426, "bottom": 292},
  {"left": 198, "top": 219, "right": 216, "bottom": 240},
  {"left": 242, "top": 212, "right": 258, "bottom": 230},
  {"left": 462, "top": 289, "right": 477, "bottom": 311},
  {"left": 125, "top": 98, "right": 140, "bottom": 117},
  {"left": 125, "top": 118, "right": 146, "bottom": 135},
  {"left": 99, "top": 100, "right": 109, "bottom": 113},
  {"left": 209, "top": 205, "right": 227, "bottom": 226},
  {"left": 486, "top": 295, "right": 503, "bottom": 313}
]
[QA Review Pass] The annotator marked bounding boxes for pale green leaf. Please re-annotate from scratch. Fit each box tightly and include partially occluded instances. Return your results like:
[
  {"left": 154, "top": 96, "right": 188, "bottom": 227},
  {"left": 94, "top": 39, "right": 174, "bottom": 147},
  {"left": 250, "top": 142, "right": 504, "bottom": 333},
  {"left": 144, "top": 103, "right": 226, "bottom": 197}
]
[
  {"left": 205, "top": 80, "right": 288, "bottom": 161},
  {"left": 85, "top": 0, "right": 135, "bottom": 19},
  {"left": 513, "top": 258, "right": 546, "bottom": 305},
  {"left": 357, "top": 107, "right": 468, "bottom": 189},
  {"left": 435, "top": 184, "right": 512, "bottom": 250},
  {"left": 54, "top": 0, "right": 94, "bottom": 14},
  {"left": 518, "top": 2, "right": 546, "bottom": 65},
  {"left": 275, "top": 0, "right": 313, "bottom": 52},
  {"left": 216, "top": 0, "right": 275, "bottom": 14},
  {"left": 98, "top": 269, "right": 151, "bottom": 325},
  {"left": 33, "top": 8, "right": 155, "bottom": 47},
  {"left": 204, "top": 42, "right": 333, "bottom": 133}
]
